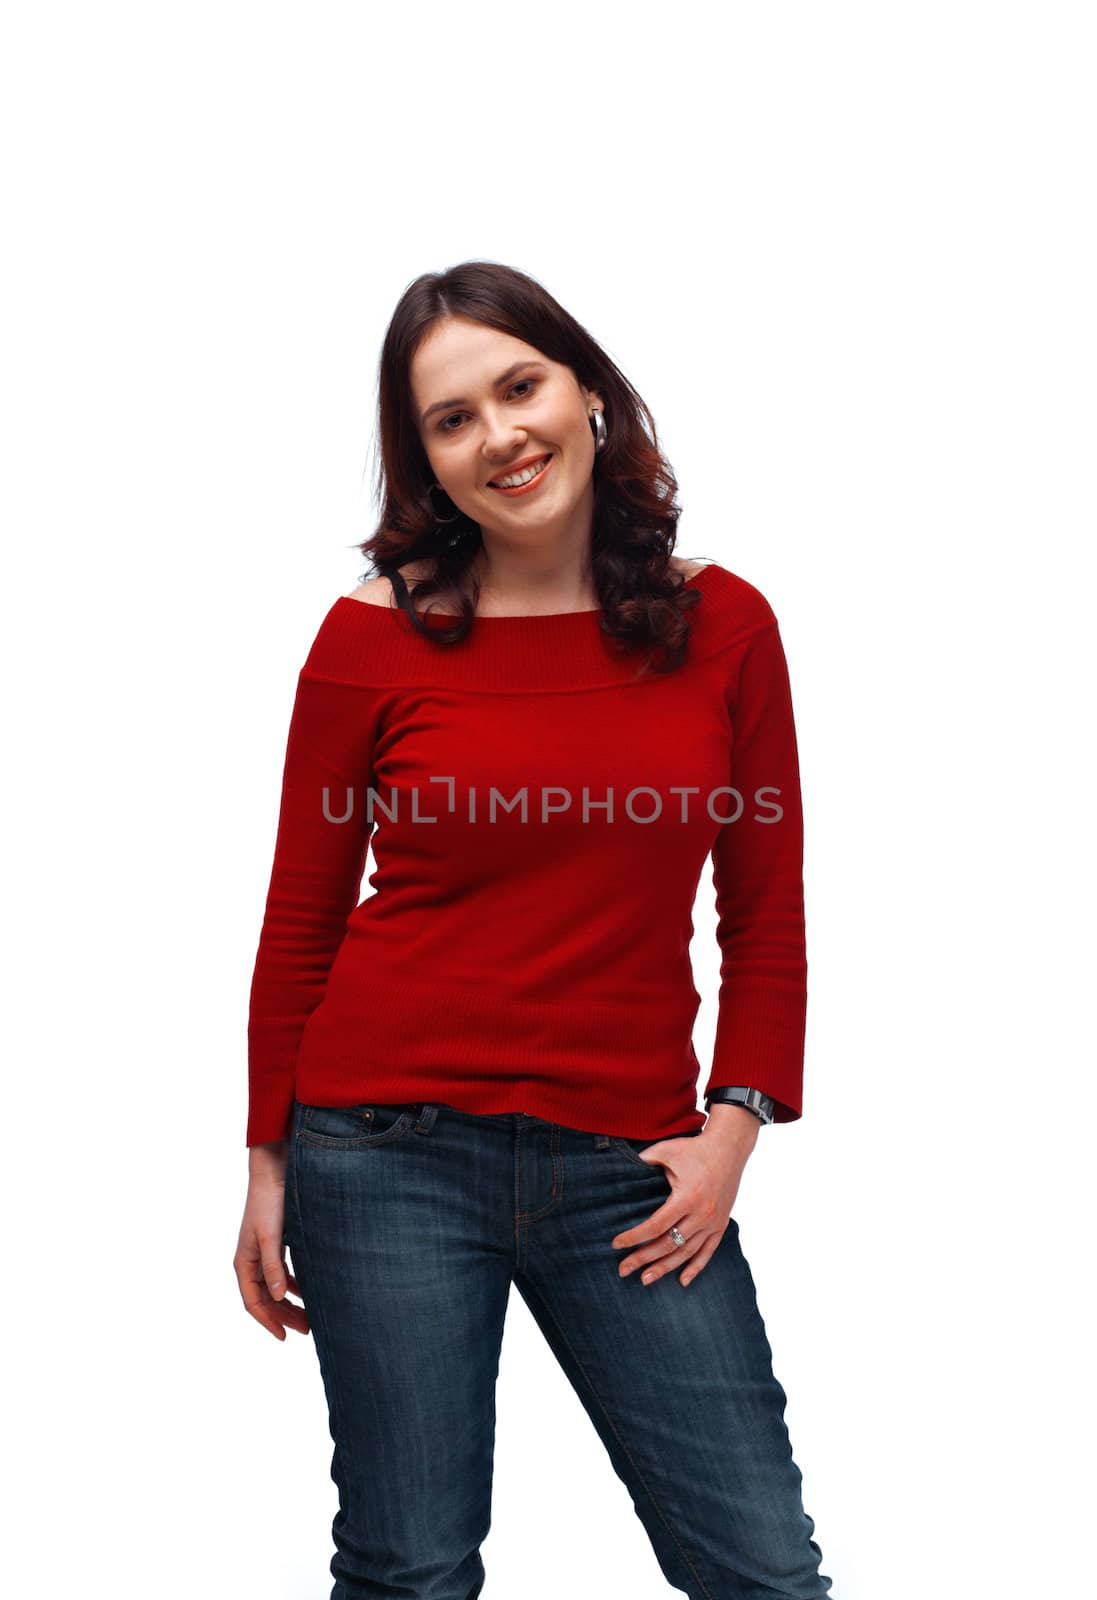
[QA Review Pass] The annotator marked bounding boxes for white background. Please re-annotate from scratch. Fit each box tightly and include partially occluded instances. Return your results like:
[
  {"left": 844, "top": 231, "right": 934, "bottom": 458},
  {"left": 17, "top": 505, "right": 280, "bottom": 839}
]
[{"left": 3, "top": 3, "right": 1093, "bottom": 1596}]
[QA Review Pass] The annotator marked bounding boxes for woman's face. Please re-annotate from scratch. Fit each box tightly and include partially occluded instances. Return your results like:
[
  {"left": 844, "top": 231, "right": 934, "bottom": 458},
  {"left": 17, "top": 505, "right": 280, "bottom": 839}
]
[{"left": 411, "top": 315, "right": 603, "bottom": 542}]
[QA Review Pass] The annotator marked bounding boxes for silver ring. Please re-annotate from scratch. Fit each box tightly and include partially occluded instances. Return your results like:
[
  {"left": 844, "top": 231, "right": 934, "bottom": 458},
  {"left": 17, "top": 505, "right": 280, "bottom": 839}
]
[{"left": 668, "top": 1226, "right": 687, "bottom": 1247}]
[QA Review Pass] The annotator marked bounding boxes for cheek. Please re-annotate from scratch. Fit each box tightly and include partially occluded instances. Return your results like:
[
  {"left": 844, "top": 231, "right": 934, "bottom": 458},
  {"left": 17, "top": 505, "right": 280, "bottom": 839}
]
[
  {"left": 433, "top": 444, "right": 476, "bottom": 488},
  {"left": 547, "top": 405, "right": 592, "bottom": 456}
]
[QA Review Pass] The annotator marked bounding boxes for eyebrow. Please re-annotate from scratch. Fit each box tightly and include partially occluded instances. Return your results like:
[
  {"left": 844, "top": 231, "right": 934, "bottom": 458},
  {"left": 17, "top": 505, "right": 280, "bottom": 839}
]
[{"left": 419, "top": 361, "right": 545, "bottom": 426}]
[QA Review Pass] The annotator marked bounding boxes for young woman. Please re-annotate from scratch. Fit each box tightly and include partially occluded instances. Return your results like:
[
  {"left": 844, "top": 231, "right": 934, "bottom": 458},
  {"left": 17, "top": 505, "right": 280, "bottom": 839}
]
[{"left": 234, "top": 260, "right": 834, "bottom": 1600}]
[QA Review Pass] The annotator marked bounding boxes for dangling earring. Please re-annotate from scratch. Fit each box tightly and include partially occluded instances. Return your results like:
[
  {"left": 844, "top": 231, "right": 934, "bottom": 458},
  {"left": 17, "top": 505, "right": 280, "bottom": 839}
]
[
  {"left": 589, "top": 409, "right": 607, "bottom": 454},
  {"left": 428, "top": 482, "right": 462, "bottom": 525}
]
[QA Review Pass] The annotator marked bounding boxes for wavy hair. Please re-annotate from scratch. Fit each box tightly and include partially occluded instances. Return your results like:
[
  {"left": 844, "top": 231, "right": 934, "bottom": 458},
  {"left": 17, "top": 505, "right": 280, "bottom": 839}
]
[{"left": 356, "top": 260, "right": 712, "bottom": 673}]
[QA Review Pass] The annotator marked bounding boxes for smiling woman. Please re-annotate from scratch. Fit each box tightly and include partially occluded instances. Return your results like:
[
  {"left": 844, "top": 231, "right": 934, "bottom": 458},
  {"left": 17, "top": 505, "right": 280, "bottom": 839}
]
[
  {"left": 237, "top": 260, "right": 832, "bottom": 1599},
  {"left": 404, "top": 309, "right": 607, "bottom": 591},
  {"left": 356, "top": 260, "right": 712, "bottom": 660}
]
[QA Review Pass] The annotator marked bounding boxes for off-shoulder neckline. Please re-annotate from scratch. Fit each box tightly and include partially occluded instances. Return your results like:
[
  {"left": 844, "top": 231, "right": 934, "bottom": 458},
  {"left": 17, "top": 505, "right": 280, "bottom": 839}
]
[{"left": 336, "top": 562, "right": 720, "bottom": 623}]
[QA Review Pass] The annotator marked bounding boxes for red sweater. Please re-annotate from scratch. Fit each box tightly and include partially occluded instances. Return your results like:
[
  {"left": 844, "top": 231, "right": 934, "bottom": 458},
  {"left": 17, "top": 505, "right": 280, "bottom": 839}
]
[{"left": 246, "top": 562, "right": 807, "bottom": 1148}]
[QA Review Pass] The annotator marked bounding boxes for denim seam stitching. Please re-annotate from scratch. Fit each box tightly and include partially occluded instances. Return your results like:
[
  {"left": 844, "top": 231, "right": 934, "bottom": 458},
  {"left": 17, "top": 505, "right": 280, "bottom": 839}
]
[
  {"left": 290, "top": 1132, "right": 361, "bottom": 1504},
  {"left": 609, "top": 1137, "right": 657, "bottom": 1169},
  {"left": 297, "top": 1106, "right": 418, "bottom": 1150},
  {"left": 515, "top": 1272, "right": 717, "bottom": 1600},
  {"left": 514, "top": 1123, "right": 564, "bottom": 1224}
]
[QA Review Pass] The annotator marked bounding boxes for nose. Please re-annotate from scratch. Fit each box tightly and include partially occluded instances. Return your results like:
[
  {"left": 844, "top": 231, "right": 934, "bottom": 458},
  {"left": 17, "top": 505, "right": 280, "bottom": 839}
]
[{"left": 481, "top": 407, "right": 526, "bottom": 460}]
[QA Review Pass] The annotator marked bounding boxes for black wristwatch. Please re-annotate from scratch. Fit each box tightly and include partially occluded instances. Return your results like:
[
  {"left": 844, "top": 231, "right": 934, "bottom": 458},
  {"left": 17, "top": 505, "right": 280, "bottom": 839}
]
[{"left": 704, "top": 1086, "right": 775, "bottom": 1125}]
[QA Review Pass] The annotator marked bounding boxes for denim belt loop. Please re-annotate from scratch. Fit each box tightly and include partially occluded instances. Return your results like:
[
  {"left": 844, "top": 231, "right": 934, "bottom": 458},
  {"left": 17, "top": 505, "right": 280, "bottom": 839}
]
[
  {"left": 593, "top": 1133, "right": 612, "bottom": 1151},
  {"left": 414, "top": 1103, "right": 439, "bottom": 1136}
]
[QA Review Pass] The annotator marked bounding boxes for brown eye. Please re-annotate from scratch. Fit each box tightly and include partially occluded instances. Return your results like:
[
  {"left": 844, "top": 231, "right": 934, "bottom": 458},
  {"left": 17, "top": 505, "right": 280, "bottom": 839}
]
[{"left": 438, "top": 379, "right": 537, "bottom": 434}]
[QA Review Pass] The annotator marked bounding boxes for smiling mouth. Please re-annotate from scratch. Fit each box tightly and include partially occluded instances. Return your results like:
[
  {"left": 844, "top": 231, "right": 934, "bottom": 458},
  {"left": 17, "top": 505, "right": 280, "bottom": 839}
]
[{"left": 488, "top": 453, "right": 553, "bottom": 490}]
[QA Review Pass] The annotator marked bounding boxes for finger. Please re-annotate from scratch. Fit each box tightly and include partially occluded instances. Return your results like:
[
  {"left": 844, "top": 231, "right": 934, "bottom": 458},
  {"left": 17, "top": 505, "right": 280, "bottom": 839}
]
[
  {"left": 611, "top": 1188, "right": 696, "bottom": 1252},
  {"left": 262, "top": 1242, "right": 288, "bottom": 1300},
  {"left": 634, "top": 1233, "right": 712, "bottom": 1286},
  {"left": 680, "top": 1233, "right": 721, "bottom": 1286},
  {"left": 270, "top": 1295, "right": 311, "bottom": 1337},
  {"left": 614, "top": 1188, "right": 704, "bottom": 1260},
  {"left": 239, "top": 1268, "right": 284, "bottom": 1334},
  {"left": 617, "top": 1210, "right": 706, "bottom": 1278},
  {"left": 241, "top": 1262, "right": 312, "bottom": 1338},
  {"left": 279, "top": 1270, "right": 310, "bottom": 1325}
]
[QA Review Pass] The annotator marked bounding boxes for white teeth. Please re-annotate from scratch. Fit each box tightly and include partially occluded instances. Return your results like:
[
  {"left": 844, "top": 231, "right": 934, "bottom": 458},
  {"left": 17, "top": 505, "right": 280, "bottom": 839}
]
[{"left": 492, "top": 454, "right": 550, "bottom": 489}]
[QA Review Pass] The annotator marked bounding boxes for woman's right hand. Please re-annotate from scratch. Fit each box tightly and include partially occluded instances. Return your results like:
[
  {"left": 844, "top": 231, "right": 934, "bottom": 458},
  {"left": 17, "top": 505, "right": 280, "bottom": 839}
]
[{"left": 234, "top": 1141, "right": 310, "bottom": 1341}]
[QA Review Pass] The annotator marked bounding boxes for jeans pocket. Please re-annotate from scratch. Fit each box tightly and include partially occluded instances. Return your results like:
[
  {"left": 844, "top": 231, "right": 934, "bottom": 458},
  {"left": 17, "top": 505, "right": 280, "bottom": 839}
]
[
  {"left": 608, "top": 1136, "right": 664, "bottom": 1169},
  {"left": 608, "top": 1129, "right": 703, "bottom": 1169},
  {"left": 298, "top": 1101, "right": 420, "bottom": 1149}
]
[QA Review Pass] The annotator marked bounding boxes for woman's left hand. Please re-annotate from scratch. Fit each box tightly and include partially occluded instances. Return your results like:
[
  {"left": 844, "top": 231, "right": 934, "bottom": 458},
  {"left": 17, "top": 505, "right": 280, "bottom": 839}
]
[{"left": 610, "top": 1108, "right": 761, "bottom": 1287}]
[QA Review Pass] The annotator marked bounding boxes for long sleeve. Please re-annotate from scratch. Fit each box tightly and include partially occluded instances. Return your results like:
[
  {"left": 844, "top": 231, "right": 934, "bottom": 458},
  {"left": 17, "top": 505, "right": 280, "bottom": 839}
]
[
  {"left": 704, "top": 618, "right": 808, "bottom": 1121},
  {"left": 246, "top": 667, "right": 381, "bottom": 1146}
]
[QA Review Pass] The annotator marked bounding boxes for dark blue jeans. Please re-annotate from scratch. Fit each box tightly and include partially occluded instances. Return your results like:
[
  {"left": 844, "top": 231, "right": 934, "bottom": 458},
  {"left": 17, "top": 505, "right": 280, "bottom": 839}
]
[{"left": 282, "top": 1099, "right": 834, "bottom": 1600}]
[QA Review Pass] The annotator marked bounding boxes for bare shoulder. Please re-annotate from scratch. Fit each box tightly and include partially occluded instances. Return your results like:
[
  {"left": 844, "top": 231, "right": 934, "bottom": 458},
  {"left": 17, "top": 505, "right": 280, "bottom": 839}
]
[
  {"left": 346, "top": 557, "right": 710, "bottom": 607},
  {"left": 669, "top": 556, "right": 712, "bottom": 582},
  {"left": 344, "top": 561, "right": 434, "bottom": 608},
  {"left": 344, "top": 575, "right": 394, "bottom": 609}
]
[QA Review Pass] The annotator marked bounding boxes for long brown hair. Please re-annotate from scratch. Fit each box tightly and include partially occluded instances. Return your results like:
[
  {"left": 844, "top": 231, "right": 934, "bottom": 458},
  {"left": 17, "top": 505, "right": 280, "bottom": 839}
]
[{"left": 357, "top": 260, "right": 713, "bottom": 673}]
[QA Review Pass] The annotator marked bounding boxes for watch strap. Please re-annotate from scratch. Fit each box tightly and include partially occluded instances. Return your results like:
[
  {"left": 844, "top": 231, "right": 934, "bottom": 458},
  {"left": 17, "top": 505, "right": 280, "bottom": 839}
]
[{"left": 704, "top": 1086, "right": 775, "bottom": 1125}]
